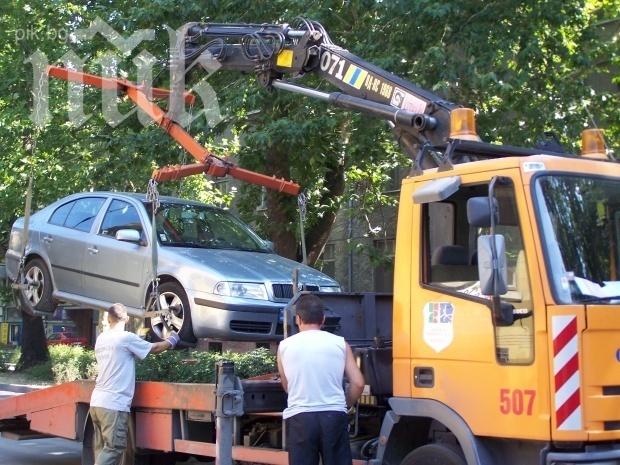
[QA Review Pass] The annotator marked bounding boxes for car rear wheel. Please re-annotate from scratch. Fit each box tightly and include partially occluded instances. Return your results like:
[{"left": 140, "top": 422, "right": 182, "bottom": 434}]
[
  {"left": 20, "top": 258, "right": 55, "bottom": 314},
  {"left": 147, "top": 282, "right": 196, "bottom": 344}
]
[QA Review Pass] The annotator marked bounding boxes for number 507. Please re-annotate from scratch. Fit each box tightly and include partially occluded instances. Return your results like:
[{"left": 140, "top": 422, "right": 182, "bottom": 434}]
[{"left": 499, "top": 389, "right": 536, "bottom": 415}]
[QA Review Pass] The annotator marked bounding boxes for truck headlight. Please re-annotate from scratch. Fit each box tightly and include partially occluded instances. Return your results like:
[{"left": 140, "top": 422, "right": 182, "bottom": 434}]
[
  {"left": 214, "top": 282, "right": 268, "bottom": 300},
  {"left": 319, "top": 286, "right": 341, "bottom": 293}
]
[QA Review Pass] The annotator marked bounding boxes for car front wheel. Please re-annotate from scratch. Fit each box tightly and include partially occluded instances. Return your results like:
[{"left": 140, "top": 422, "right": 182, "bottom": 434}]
[{"left": 147, "top": 282, "right": 196, "bottom": 344}]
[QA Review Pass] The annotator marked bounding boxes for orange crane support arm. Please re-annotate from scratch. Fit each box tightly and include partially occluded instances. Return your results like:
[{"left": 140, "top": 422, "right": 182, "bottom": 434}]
[{"left": 46, "top": 65, "right": 300, "bottom": 196}]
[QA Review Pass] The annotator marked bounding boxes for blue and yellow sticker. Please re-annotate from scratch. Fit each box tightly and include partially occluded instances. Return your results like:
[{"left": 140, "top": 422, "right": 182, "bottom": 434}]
[{"left": 343, "top": 64, "right": 368, "bottom": 89}]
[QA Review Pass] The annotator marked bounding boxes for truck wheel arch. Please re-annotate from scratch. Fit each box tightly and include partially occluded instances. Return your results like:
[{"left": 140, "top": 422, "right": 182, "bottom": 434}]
[{"left": 376, "top": 398, "right": 494, "bottom": 465}]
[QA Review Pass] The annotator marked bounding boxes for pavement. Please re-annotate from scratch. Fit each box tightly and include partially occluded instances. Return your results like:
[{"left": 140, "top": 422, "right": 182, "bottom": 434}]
[
  {"left": 0, "top": 383, "right": 213, "bottom": 465},
  {"left": 0, "top": 383, "right": 81, "bottom": 465}
]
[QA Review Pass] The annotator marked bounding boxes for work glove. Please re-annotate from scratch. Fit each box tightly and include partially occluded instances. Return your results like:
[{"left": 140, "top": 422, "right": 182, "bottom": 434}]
[{"left": 166, "top": 331, "right": 180, "bottom": 349}]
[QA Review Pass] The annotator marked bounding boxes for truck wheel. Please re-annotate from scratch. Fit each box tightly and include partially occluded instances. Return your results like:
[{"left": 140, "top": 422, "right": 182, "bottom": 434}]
[
  {"left": 20, "top": 258, "right": 55, "bottom": 314},
  {"left": 400, "top": 443, "right": 466, "bottom": 465},
  {"left": 147, "top": 282, "right": 196, "bottom": 344},
  {"left": 81, "top": 414, "right": 95, "bottom": 465}
]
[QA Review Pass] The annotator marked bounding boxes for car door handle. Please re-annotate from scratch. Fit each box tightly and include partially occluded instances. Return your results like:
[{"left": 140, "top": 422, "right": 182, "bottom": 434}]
[
  {"left": 42, "top": 235, "right": 54, "bottom": 243},
  {"left": 87, "top": 246, "right": 99, "bottom": 255}
]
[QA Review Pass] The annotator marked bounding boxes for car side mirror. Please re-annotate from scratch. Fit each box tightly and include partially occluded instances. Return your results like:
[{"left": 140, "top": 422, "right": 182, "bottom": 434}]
[
  {"left": 477, "top": 234, "right": 508, "bottom": 296},
  {"left": 116, "top": 229, "right": 142, "bottom": 244}
]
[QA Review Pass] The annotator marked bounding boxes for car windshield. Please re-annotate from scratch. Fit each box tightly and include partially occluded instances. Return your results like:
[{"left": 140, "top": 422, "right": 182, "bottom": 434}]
[
  {"left": 144, "top": 202, "right": 268, "bottom": 252},
  {"left": 534, "top": 174, "right": 620, "bottom": 304}
]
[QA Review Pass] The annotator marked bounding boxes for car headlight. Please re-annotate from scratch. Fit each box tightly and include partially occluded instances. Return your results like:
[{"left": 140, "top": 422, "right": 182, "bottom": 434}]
[
  {"left": 319, "top": 286, "right": 341, "bottom": 293},
  {"left": 214, "top": 282, "right": 268, "bottom": 300}
]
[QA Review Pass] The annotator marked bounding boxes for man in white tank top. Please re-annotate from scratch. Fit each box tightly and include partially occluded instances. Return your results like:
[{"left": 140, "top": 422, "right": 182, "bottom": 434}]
[{"left": 277, "top": 294, "right": 365, "bottom": 465}]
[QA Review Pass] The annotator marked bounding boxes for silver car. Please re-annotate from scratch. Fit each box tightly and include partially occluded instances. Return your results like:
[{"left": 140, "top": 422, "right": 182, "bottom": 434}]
[{"left": 5, "top": 192, "right": 340, "bottom": 342}]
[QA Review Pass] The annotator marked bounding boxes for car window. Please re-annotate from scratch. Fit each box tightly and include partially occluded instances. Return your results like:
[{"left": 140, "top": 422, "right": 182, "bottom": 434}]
[
  {"left": 64, "top": 197, "right": 106, "bottom": 232},
  {"left": 49, "top": 201, "right": 75, "bottom": 226},
  {"left": 100, "top": 199, "right": 143, "bottom": 238},
  {"left": 146, "top": 202, "right": 267, "bottom": 251}
]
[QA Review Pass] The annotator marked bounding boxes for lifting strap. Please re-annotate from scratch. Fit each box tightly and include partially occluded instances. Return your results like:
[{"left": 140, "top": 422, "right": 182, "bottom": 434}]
[
  {"left": 143, "top": 179, "right": 162, "bottom": 319},
  {"left": 12, "top": 123, "right": 40, "bottom": 316},
  {"left": 298, "top": 191, "right": 308, "bottom": 265},
  {"left": 12, "top": 175, "right": 37, "bottom": 315}
]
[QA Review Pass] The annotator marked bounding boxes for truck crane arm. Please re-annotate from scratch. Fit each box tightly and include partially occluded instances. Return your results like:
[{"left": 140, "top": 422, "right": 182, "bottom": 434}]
[
  {"left": 46, "top": 65, "right": 300, "bottom": 195},
  {"left": 180, "top": 19, "right": 470, "bottom": 162}
]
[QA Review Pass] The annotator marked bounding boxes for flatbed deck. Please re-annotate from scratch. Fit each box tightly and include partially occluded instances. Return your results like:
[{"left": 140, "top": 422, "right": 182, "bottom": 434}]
[{"left": 0, "top": 378, "right": 367, "bottom": 464}]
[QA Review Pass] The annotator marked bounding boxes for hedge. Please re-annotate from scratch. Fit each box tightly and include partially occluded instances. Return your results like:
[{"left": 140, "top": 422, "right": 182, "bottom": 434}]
[{"left": 14, "top": 345, "right": 276, "bottom": 384}]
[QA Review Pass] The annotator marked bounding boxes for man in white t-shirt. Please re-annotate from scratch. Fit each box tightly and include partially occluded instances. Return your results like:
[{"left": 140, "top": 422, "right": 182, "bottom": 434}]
[
  {"left": 277, "top": 294, "right": 365, "bottom": 465},
  {"left": 89, "top": 303, "right": 179, "bottom": 465}
]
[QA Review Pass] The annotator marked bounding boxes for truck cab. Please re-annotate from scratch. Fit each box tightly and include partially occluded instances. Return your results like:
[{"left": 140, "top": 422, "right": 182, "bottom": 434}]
[{"left": 386, "top": 154, "right": 620, "bottom": 464}]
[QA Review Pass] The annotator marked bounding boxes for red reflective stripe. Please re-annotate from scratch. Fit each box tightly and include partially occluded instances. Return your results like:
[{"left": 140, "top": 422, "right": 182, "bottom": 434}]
[
  {"left": 556, "top": 388, "right": 581, "bottom": 427},
  {"left": 554, "top": 353, "right": 579, "bottom": 391},
  {"left": 553, "top": 317, "right": 577, "bottom": 355}
]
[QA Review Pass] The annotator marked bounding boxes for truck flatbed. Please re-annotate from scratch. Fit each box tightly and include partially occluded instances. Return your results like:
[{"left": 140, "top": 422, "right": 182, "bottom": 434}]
[{"left": 0, "top": 376, "right": 367, "bottom": 465}]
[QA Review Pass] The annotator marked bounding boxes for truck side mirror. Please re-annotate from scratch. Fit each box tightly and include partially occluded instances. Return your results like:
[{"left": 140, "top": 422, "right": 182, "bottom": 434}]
[
  {"left": 477, "top": 234, "right": 513, "bottom": 326},
  {"left": 477, "top": 234, "right": 508, "bottom": 296},
  {"left": 262, "top": 239, "right": 275, "bottom": 252},
  {"left": 467, "top": 196, "right": 498, "bottom": 227}
]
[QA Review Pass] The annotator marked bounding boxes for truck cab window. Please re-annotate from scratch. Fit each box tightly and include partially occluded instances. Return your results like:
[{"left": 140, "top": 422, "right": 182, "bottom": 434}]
[{"left": 423, "top": 180, "right": 534, "bottom": 365}]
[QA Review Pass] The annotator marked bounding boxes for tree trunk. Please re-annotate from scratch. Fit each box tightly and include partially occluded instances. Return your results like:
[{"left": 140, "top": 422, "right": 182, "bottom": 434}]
[
  {"left": 263, "top": 145, "right": 298, "bottom": 260},
  {"left": 17, "top": 311, "right": 49, "bottom": 370},
  {"left": 306, "top": 160, "right": 346, "bottom": 265},
  {"left": 262, "top": 141, "right": 346, "bottom": 265}
]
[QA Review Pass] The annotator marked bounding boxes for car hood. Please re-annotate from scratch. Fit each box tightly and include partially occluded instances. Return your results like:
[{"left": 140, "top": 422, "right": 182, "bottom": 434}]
[{"left": 160, "top": 247, "right": 339, "bottom": 285}]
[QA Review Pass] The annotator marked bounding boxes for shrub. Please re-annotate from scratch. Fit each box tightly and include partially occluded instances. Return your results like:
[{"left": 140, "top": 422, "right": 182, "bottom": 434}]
[
  {"left": 0, "top": 347, "right": 21, "bottom": 372},
  {"left": 11, "top": 344, "right": 276, "bottom": 384},
  {"left": 22, "top": 360, "right": 53, "bottom": 380},
  {"left": 135, "top": 348, "right": 276, "bottom": 383}
]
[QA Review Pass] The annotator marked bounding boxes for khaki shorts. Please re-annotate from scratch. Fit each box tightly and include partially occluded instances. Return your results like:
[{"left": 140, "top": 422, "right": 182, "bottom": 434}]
[{"left": 89, "top": 406, "right": 134, "bottom": 465}]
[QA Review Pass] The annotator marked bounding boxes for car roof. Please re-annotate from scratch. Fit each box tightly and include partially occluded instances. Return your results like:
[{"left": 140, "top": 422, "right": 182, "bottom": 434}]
[{"left": 71, "top": 192, "right": 225, "bottom": 210}]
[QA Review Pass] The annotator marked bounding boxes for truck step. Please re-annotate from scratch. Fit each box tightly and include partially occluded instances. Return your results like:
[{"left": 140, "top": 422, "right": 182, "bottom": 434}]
[
  {"left": 0, "top": 418, "right": 30, "bottom": 432},
  {"left": 1, "top": 429, "right": 51, "bottom": 440}
]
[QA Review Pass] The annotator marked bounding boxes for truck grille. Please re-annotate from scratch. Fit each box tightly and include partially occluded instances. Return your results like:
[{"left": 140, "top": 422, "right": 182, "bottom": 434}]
[
  {"left": 272, "top": 284, "right": 319, "bottom": 299},
  {"left": 229, "top": 321, "right": 272, "bottom": 334}
]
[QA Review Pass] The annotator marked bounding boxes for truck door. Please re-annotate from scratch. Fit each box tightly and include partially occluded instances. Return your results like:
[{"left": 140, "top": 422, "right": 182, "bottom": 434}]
[{"left": 409, "top": 169, "right": 550, "bottom": 442}]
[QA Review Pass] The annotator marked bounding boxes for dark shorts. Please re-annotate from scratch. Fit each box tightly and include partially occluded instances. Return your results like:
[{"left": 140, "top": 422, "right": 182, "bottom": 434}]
[{"left": 286, "top": 411, "right": 352, "bottom": 465}]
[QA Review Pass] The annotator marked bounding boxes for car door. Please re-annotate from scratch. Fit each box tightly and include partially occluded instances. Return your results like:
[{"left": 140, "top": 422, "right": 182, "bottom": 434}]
[
  {"left": 43, "top": 196, "right": 107, "bottom": 295},
  {"left": 82, "top": 198, "right": 149, "bottom": 308}
]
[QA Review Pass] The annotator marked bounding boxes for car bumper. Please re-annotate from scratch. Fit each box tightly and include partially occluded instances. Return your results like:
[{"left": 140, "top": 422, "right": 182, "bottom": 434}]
[
  {"left": 5, "top": 249, "right": 20, "bottom": 280},
  {"left": 188, "top": 291, "right": 286, "bottom": 341}
]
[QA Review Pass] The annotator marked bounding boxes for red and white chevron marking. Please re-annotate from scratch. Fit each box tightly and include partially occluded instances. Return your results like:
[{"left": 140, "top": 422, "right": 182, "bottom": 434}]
[{"left": 552, "top": 315, "right": 582, "bottom": 431}]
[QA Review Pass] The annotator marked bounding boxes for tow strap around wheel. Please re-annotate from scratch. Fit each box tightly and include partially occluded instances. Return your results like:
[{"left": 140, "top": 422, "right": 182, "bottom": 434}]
[
  {"left": 143, "top": 179, "right": 163, "bottom": 320},
  {"left": 11, "top": 170, "right": 37, "bottom": 316}
]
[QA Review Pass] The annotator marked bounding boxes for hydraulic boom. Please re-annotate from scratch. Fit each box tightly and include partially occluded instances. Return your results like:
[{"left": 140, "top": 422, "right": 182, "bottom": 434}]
[{"left": 180, "top": 19, "right": 463, "bottom": 159}]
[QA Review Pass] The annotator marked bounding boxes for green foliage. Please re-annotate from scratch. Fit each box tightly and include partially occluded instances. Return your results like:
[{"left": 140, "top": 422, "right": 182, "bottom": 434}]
[
  {"left": 0, "top": 0, "right": 618, "bottom": 267},
  {"left": 49, "top": 344, "right": 97, "bottom": 383},
  {"left": 11, "top": 344, "right": 275, "bottom": 384},
  {"left": 136, "top": 348, "right": 276, "bottom": 383},
  {"left": 18, "top": 344, "right": 96, "bottom": 383},
  {"left": 0, "top": 347, "right": 21, "bottom": 372},
  {"left": 21, "top": 360, "right": 54, "bottom": 381}
]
